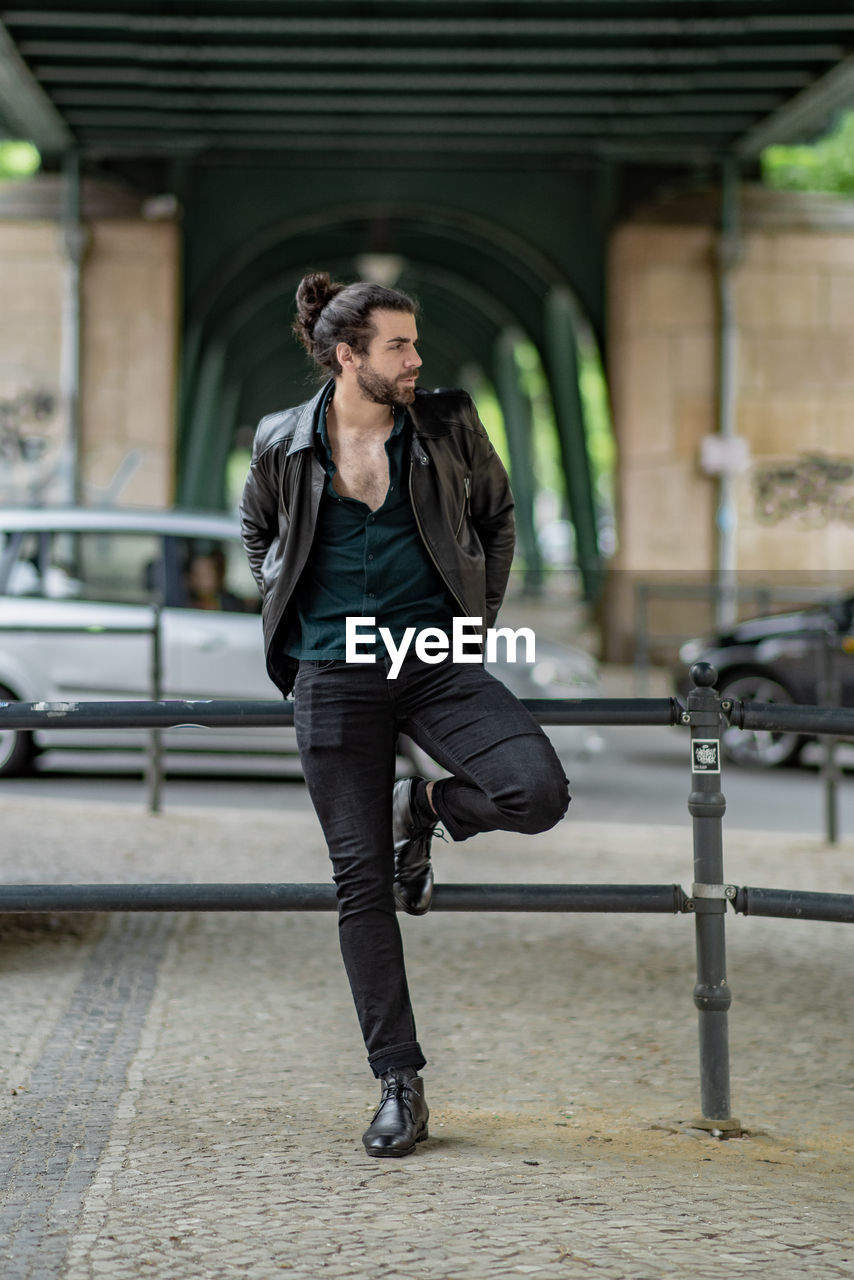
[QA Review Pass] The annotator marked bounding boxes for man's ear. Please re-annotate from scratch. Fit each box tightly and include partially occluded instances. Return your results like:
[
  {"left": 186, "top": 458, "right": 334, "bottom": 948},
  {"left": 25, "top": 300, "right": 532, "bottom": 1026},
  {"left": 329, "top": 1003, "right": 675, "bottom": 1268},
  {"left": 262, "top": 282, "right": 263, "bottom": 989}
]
[{"left": 336, "top": 341, "right": 355, "bottom": 371}]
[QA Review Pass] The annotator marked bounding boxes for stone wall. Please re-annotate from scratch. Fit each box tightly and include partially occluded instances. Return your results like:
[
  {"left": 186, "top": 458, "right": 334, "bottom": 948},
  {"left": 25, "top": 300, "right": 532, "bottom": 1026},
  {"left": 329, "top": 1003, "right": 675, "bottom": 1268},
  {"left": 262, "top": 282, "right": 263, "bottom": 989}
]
[
  {"left": 0, "top": 221, "right": 67, "bottom": 505},
  {"left": 0, "top": 176, "right": 179, "bottom": 508},
  {"left": 604, "top": 187, "right": 854, "bottom": 661},
  {"left": 733, "top": 228, "right": 854, "bottom": 578},
  {"left": 80, "top": 220, "right": 179, "bottom": 507}
]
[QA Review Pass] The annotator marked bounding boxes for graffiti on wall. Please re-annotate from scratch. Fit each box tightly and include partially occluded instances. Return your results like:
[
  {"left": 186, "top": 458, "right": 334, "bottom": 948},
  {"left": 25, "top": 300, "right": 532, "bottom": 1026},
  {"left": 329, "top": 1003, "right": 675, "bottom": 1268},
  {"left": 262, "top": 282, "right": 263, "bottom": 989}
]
[
  {"left": 753, "top": 453, "right": 854, "bottom": 528},
  {"left": 0, "top": 366, "right": 66, "bottom": 505}
]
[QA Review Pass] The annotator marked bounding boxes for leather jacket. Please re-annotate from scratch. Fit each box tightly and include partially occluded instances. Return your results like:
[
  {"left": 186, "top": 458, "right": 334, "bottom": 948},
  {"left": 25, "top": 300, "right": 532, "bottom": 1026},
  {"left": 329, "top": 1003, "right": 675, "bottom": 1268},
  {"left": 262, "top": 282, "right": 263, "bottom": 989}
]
[{"left": 239, "top": 380, "right": 516, "bottom": 695}]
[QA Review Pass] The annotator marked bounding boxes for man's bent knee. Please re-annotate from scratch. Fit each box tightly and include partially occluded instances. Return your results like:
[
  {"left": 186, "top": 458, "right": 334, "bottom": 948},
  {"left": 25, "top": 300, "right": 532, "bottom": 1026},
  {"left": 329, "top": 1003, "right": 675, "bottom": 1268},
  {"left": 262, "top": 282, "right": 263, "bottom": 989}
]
[
  {"left": 494, "top": 739, "right": 570, "bottom": 834},
  {"left": 515, "top": 768, "right": 570, "bottom": 834}
]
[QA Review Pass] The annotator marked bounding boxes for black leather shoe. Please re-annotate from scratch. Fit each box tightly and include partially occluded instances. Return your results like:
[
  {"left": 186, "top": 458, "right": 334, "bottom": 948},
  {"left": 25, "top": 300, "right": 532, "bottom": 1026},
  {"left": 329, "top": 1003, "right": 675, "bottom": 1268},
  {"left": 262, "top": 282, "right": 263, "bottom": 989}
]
[
  {"left": 362, "top": 1067, "right": 429, "bottom": 1158},
  {"left": 392, "top": 778, "right": 436, "bottom": 915}
]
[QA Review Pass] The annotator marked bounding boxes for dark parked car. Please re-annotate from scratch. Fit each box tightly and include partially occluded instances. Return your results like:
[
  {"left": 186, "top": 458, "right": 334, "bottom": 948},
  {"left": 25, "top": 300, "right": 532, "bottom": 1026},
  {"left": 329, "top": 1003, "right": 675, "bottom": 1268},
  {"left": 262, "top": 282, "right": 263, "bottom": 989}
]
[{"left": 675, "top": 594, "right": 854, "bottom": 767}]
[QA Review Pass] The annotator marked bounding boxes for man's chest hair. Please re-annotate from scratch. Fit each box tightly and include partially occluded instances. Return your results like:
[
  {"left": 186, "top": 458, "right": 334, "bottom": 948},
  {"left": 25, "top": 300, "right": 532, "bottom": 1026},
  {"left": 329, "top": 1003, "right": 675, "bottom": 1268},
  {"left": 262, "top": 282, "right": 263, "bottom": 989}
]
[{"left": 331, "top": 436, "right": 391, "bottom": 508}]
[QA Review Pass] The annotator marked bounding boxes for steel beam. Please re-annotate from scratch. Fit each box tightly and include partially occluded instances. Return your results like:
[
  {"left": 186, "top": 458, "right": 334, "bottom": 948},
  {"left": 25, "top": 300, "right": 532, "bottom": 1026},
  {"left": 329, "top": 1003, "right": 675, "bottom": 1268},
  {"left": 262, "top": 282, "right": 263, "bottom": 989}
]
[
  {"left": 21, "top": 42, "right": 845, "bottom": 67},
  {"left": 50, "top": 91, "right": 785, "bottom": 116},
  {"left": 713, "top": 156, "right": 740, "bottom": 631},
  {"left": 177, "top": 339, "right": 227, "bottom": 510},
  {"left": 82, "top": 138, "right": 720, "bottom": 165},
  {"left": 737, "top": 53, "right": 854, "bottom": 156},
  {"left": 9, "top": 13, "right": 854, "bottom": 39},
  {"left": 0, "top": 17, "right": 72, "bottom": 151},
  {"left": 36, "top": 68, "right": 816, "bottom": 93},
  {"left": 493, "top": 328, "right": 543, "bottom": 591},
  {"left": 63, "top": 111, "right": 756, "bottom": 136},
  {"left": 544, "top": 287, "right": 602, "bottom": 602}
]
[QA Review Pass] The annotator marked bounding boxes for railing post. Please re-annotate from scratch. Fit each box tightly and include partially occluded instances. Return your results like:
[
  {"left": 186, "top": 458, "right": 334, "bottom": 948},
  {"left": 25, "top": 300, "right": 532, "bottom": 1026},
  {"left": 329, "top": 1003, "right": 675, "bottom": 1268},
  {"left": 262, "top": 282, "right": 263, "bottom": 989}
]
[
  {"left": 685, "top": 661, "right": 742, "bottom": 1135},
  {"left": 819, "top": 623, "right": 841, "bottom": 846},
  {"left": 146, "top": 605, "right": 163, "bottom": 814},
  {"left": 634, "top": 581, "right": 649, "bottom": 695}
]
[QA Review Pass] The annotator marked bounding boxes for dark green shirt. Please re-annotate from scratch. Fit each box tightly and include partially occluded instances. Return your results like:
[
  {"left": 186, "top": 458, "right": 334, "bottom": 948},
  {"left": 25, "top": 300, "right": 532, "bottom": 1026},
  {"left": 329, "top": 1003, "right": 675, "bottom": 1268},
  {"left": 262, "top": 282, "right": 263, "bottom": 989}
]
[{"left": 283, "top": 388, "right": 456, "bottom": 660}]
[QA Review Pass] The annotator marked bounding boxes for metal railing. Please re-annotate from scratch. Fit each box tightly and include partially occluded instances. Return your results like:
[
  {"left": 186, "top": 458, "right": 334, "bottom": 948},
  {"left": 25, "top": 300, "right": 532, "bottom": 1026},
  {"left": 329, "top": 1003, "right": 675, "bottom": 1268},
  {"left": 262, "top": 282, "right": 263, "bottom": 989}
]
[
  {"left": 0, "top": 609, "right": 165, "bottom": 811},
  {"left": 633, "top": 583, "right": 850, "bottom": 843},
  {"left": 1, "top": 663, "right": 853, "bottom": 1138}
]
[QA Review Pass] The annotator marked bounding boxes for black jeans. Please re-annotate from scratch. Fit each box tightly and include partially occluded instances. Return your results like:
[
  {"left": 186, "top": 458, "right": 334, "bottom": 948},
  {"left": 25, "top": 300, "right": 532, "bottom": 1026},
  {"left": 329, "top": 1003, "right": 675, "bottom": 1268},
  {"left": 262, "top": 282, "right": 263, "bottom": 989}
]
[{"left": 293, "top": 653, "right": 570, "bottom": 1076}]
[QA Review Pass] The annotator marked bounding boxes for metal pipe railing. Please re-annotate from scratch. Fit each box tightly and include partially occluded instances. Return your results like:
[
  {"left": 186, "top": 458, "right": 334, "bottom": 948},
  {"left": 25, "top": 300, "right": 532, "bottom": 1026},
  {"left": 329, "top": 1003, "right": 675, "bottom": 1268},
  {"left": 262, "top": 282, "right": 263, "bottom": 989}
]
[
  {"left": 0, "top": 883, "right": 689, "bottom": 915},
  {"left": 722, "top": 700, "right": 854, "bottom": 738},
  {"left": 2, "top": 661, "right": 853, "bottom": 1140},
  {"left": 0, "top": 696, "right": 684, "bottom": 731},
  {"left": 733, "top": 886, "right": 854, "bottom": 924}
]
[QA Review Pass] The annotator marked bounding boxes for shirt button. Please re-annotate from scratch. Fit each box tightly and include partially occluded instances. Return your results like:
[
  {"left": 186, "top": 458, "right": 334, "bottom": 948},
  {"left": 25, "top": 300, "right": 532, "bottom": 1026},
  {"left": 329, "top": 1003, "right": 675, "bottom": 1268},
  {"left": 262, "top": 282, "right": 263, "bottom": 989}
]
[{"left": 368, "top": 554, "right": 374, "bottom": 560}]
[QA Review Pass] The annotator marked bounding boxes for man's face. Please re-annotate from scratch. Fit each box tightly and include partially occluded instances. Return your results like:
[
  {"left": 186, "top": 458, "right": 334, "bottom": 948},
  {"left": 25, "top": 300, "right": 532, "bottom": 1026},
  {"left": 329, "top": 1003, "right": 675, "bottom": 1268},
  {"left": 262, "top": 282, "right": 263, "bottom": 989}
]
[{"left": 354, "top": 308, "right": 422, "bottom": 406}]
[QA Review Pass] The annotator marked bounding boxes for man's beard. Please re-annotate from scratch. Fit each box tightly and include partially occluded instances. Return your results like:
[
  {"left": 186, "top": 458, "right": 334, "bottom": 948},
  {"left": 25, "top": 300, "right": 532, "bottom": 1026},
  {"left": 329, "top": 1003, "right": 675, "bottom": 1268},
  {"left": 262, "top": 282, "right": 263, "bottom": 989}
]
[{"left": 355, "top": 361, "right": 417, "bottom": 406}]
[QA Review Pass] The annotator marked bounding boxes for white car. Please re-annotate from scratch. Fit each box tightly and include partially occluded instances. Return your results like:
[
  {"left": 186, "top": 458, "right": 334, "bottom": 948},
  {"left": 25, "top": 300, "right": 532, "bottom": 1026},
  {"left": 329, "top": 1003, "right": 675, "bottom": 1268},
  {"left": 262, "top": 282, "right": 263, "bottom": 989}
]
[{"left": 0, "top": 508, "right": 601, "bottom": 777}]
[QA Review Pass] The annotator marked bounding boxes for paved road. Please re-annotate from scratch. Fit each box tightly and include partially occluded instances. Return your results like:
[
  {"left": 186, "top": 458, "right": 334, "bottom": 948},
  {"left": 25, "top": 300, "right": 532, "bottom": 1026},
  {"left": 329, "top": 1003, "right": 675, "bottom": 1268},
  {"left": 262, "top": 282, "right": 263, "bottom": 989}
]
[
  {"left": 575, "top": 728, "right": 854, "bottom": 834},
  {"left": 2, "top": 724, "right": 852, "bottom": 839}
]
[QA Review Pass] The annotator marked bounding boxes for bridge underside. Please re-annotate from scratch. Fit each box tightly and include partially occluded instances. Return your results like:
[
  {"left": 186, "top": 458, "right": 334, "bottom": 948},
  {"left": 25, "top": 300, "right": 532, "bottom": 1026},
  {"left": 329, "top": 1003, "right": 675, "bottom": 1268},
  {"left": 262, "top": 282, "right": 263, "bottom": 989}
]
[
  {"left": 1, "top": 3, "right": 852, "bottom": 597},
  {"left": 176, "top": 170, "right": 608, "bottom": 589}
]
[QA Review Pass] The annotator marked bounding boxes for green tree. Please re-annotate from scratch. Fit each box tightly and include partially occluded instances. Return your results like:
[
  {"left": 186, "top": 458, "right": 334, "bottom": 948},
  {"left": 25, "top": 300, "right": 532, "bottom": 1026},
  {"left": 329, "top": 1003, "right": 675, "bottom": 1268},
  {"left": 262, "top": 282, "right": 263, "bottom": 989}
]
[
  {"left": 762, "top": 111, "right": 854, "bottom": 196},
  {"left": 0, "top": 140, "right": 40, "bottom": 179}
]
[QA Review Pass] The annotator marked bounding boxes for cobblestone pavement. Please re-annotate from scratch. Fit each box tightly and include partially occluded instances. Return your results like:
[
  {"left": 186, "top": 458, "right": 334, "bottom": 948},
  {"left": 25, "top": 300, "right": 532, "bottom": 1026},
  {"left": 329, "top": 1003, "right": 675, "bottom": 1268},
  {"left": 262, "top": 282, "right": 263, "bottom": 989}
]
[{"left": 0, "top": 794, "right": 852, "bottom": 1279}]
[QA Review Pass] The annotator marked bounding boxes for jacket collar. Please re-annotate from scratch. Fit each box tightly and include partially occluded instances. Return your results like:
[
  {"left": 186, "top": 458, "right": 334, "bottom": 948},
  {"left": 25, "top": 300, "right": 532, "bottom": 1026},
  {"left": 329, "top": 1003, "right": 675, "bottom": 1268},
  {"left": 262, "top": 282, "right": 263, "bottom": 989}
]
[
  {"left": 286, "top": 380, "right": 332, "bottom": 456},
  {"left": 286, "top": 380, "right": 450, "bottom": 455}
]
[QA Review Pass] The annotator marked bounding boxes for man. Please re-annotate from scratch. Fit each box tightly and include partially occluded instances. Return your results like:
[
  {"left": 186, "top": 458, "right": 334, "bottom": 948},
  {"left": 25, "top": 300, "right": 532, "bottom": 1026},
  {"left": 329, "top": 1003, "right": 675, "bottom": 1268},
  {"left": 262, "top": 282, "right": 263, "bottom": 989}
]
[{"left": 240, "top": 272, "right": 569, "bottom": 1158}]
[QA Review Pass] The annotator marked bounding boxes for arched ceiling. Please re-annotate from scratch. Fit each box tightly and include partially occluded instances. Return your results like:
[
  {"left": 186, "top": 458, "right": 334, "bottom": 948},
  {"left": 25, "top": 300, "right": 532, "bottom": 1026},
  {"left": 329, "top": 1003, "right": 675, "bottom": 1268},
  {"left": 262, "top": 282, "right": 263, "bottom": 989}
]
[
  {"left": 181, "top": 250, "right": 517, "bottom": 442},
  {"left": 180, "top": 202, "right": 568, "bottom": 408},
  {"left": 206, "top": 256, "right": 505, "bottom": 431}
]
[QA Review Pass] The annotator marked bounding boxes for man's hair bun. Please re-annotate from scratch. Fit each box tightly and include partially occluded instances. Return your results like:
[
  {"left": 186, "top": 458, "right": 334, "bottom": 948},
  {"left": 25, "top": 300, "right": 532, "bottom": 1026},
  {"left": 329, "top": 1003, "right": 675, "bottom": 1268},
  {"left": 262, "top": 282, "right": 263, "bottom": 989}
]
[{"left": 293, "top": 272, "right": 344, "bottom": 350}]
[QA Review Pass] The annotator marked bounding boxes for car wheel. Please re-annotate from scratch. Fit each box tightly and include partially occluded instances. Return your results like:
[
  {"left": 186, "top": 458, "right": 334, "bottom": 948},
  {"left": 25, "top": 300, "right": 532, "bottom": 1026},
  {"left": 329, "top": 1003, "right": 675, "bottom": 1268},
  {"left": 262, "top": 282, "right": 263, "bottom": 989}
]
[
  {"left": 718, "top": 672, "right": 804, "bottom": 768},
  {"left": 0, "top": 685, "right": 34, "bottom": 778}
]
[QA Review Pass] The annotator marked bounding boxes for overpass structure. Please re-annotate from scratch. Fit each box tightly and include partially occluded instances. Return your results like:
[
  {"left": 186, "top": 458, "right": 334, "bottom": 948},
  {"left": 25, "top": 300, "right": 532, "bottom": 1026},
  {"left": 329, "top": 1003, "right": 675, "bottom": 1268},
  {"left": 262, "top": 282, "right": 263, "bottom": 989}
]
[{"left": 1, "top": 3, "right": 853, "bottom": 598}]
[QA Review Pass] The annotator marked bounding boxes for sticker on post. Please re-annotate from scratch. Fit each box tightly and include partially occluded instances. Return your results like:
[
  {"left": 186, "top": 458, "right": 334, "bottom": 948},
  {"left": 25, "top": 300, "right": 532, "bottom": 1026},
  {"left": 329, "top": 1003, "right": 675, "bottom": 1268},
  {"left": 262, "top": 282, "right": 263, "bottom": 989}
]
[{"left": 692, "top": 739, "right": 720, "bottom": 774}]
